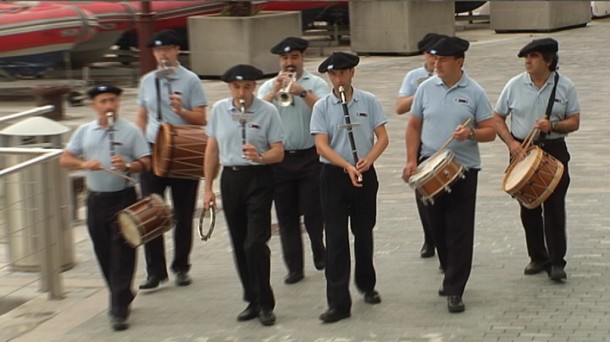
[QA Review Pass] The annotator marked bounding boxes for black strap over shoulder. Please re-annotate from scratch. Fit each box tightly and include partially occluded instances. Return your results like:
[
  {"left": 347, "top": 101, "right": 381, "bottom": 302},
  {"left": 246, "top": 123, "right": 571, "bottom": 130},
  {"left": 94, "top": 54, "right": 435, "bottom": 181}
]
[{"left": 538, "top": 72, "right": 560, "bottom": 142}]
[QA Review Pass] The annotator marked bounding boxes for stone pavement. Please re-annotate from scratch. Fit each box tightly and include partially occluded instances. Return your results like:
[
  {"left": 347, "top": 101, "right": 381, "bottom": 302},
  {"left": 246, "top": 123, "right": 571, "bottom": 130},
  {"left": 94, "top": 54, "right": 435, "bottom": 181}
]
[{"left": 2, "top": 18, "right": 610, "bottom": 342}]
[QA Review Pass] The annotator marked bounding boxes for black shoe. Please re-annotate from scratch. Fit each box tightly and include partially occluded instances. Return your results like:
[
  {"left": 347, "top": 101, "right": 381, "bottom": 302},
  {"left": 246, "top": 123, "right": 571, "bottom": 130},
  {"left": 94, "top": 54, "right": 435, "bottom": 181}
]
[
  {"left": 447, "top": 295, "right": 465, "bottom": 313},
  {"left": 548, "top": 265, "right": 567, "bottom": 282},
  {"left": 258, "top": 308, "right": 276, "bottom": 326},
  {"left": 237, "top": 303, "right": 259, "bottom": 321},
  {"left": 364, "top": 290, "right": 381, "bottom": 304},
  {"left": 313, "top": 254, "right": 325, "bottom": 270},
  {"left": 524, "top": 260, "right": 549, "bottom": 275},
  {"left": 175, "top": 272, "right": 192, "bottom": 286},
  {"left": 319, "top": 308, "right": 350, "bottom": 323},
  {"left": 284, "top": 271, "right": 304, "bottom": 284},
  {"left": 420, "top": 242, "right": 435, "bottom": 258},
  {"left": 110, "top": 316, "right": 129, "bottom": 331},
  {"left": 139, "top": 276, "right": 168, "bottom": 290},
  {"left": 438, "top": 286, "right": 447, "bottom": 297}
]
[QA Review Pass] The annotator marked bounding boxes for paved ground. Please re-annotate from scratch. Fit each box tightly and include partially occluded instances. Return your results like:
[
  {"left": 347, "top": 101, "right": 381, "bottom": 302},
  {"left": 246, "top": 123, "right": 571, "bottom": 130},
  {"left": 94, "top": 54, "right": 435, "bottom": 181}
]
[{"left": 1, "top": 17, "right": 610, "bottom": 342}]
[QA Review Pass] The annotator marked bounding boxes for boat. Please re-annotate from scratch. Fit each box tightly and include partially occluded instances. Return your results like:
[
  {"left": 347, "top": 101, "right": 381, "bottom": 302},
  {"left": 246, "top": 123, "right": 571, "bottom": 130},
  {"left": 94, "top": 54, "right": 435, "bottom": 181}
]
[{"left": 0, "top": 2, "right": 98, "bottom": 77}]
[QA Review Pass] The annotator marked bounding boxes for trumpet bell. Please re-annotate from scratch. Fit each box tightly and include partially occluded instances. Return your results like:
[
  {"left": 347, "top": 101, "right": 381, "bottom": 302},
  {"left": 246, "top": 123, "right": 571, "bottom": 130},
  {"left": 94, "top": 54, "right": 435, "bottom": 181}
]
[{"left": 274, "top": 91, "right": 293, "bottom": 107}]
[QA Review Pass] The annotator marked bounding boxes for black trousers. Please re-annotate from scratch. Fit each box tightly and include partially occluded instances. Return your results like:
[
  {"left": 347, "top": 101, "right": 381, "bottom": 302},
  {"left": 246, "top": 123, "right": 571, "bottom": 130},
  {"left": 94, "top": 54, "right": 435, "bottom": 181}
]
[
  {"left": 86, "top": 188, "right": 137, "bottom": 319},
  {"left": 426, "top": 169, "right": 478, "bottom": 296},
  {"left": 272, "top": 147, "right": 324, "bottom": 274},
  {"left": 221, "top": 166, "right": 276, "bottom": 310},
  {"left": 141, "top": 170, "right": 199, "bottom": 278},
  {"left": 519, "top": 140, "right": 570, "bottom": 268},
  {"left": 320, "top": 164, "right": 378, "bottom": 312}
]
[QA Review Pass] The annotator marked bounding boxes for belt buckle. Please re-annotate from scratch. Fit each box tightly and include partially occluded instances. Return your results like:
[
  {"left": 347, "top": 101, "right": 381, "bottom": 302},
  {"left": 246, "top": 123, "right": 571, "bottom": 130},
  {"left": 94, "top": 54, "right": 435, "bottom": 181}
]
[
  {"left": 287, "top": 150, "right": 297, "bottom": 154},
  {"left": 231, "top": 166, "right": 239, "bottom": 171}
]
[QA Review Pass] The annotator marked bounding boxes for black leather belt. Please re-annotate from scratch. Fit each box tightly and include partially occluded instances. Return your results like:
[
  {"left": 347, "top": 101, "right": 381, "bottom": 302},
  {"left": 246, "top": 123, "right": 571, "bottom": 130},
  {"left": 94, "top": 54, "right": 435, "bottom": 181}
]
[
  {"left": 285, "top": 146, "right": 315, "bottom": 154},
  {"left": 88, "top": 187, "right": 135, "bottom": 198},
  {"left": 225, "top": 165, "right": 269, "bottom": 172}
]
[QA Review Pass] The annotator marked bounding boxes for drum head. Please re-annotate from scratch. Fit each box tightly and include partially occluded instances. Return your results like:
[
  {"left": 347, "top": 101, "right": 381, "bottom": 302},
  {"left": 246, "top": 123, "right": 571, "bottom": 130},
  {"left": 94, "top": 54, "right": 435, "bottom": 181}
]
[
  {"left": 504, "top": 149, "right": 539, "bottom": 190},
  {"left": 410, "top": 150, "right": 452, "bottom": 183},
  {"left": 118, "top": 212, "right": 141, "bottom": 247}
]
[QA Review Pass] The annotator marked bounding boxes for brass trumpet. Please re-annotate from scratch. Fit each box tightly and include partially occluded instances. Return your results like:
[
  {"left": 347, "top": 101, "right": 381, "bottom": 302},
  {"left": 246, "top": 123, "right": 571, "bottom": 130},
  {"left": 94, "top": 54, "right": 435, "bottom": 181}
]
[{"left": 273, "top": 67, "right": 296, "bottom": 107}]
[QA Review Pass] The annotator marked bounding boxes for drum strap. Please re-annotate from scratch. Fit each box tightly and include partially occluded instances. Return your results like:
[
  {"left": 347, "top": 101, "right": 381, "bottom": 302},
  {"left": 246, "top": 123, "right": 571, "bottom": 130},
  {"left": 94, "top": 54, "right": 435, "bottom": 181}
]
[{"left": 538, "top": 72, "right": 560, "bottom": 142}]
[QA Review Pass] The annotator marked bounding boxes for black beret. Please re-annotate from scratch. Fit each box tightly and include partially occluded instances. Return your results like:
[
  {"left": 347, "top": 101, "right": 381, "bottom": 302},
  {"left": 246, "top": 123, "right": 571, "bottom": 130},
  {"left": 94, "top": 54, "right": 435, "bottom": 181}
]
[
  {"left": 517, "top": 38, "right": 558, "bottom": 57},
  {"left": 221, "top": 64, "right": 264, "bottom": 82},
  {"left": 147, "top": 29, "right": 182, "bottom": 48},
  {"left": 417, "top": 33, "right": 447, "bottom": 53},
  {"left": 87, "top": 84, "right": 123, "bottom": 99},
  {"left": 270, "top": 37, "right": 309, "bottom": 54},
  {"left": 318, "top": 52, "right": 359, "bottom": 73},
  {"left": 429, "top": 36, "right": 470, "bottom": 56}
]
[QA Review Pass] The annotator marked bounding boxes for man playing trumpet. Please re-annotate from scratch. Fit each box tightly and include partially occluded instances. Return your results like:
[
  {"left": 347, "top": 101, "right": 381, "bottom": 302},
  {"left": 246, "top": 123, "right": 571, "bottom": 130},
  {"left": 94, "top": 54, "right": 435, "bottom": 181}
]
[{"left": 258, "top": 37, "right": 329, "bottom": 285}]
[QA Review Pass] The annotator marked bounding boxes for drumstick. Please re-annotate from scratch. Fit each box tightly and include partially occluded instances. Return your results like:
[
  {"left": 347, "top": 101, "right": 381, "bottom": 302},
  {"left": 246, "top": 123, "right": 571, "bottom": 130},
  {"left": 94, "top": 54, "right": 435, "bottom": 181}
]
[
  {"left": 429, "top": 117, "right": 473, "bottom": 161},
  {"left": 102, "top": 167, "right": 136, "bottom": 183}
]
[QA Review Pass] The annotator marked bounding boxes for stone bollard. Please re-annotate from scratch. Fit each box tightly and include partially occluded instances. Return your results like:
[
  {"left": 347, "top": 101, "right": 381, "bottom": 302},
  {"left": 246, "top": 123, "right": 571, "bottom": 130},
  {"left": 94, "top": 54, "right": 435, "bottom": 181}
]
[{"left": 32, "top": 85, "right": 71, "bottom": 121}]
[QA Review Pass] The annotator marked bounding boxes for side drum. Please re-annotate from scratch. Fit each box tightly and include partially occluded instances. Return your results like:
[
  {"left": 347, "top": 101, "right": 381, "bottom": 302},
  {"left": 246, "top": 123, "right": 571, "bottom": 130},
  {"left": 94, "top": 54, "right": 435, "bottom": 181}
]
[
  {"left": 408, "top": 150, "right": 465, "bottom": 204},
  {"left": 153, "top": 123, "right": 207, "bottom": 179},
  {"left": 502, "top": 146, "right": 564, "bottom": 209},
  {"left": 118, "top": 194, "right": 174, "bottom": 248}
]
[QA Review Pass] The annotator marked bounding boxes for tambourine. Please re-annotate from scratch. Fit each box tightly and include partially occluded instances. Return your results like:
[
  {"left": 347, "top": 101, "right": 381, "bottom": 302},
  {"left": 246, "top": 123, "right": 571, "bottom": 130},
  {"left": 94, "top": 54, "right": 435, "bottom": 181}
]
[{"left": 198, "top": 205, "right": 216, "bottom": 242}]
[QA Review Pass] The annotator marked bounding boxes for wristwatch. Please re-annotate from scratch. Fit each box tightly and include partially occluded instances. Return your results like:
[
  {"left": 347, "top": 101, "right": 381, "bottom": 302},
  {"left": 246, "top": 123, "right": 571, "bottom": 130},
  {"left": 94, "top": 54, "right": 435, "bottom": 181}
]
[
  {"left": 299, "top": 90, "right": 308, "bottom": 98},
  {"left": 125, "top": 162, "right": 132, "bottom": 172},
  {"left": 467, "top": 128, "right": 476, "bottom": 141},
  {"left": 551, "top": 121, "right": 559, "bottom": 132}
]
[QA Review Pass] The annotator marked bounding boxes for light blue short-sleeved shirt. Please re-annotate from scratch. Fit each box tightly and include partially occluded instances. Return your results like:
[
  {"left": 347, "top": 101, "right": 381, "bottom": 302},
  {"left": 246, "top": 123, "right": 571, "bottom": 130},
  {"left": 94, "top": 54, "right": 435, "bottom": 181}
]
[
  {"left": 257, "top": 70, "right": 330, "bottom": 150},
  {"left": 206, "top": 97, "right": 285, "bottom": 166},
  {"left": 66, "top": 118, "right": 150, "bottom": 192},
  {"left": 494, "top": 71, "right": 580, "bottom": 140},
  {"left": 137, "top": 64, "right": 208, "bottom": 143},
  {"left": 398, "top": 65, "right": 434, "bottom": 97},
  {"left": 411, "top": 72, "right": 493, "bottom": 169},
  {"left": 310, "top": 88, "right": 388, "bottom": 165}
]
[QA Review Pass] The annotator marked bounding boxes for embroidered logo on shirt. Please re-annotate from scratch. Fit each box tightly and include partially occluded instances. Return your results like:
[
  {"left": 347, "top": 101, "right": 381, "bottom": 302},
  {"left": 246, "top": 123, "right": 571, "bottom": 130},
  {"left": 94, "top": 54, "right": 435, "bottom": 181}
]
[
  {"left": 455, "top": 98, "right": 469, "bottom": 104},
  {"left": 358, "top": 112, "right": 368, "bottom": 117},
  {"left": 250, "top": 123, "right": 261, "bottom": 129}
]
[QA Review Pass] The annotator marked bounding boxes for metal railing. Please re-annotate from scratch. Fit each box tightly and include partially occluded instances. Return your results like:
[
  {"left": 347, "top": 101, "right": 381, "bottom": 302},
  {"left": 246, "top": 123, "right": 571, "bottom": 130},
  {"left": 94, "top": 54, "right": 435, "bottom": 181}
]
[{"left": 0, "top": 147, "right": 70, "bottom": 299}]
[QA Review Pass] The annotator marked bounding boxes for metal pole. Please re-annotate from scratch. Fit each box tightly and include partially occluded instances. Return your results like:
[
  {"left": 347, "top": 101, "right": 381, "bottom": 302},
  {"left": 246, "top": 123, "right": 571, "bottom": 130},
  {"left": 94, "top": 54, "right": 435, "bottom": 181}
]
[{"left": 137, "top": 0, "right": 156, "bottom": 76}]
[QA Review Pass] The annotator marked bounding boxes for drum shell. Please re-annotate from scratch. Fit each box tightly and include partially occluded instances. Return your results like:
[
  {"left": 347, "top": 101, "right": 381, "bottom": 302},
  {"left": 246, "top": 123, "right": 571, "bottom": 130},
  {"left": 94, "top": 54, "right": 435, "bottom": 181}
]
[
  {"left": 502, "top": 146, "right": 564, "bottom": 209},
  {"left": 153, "top": 123, "right": 207, "bottom": 179},
  {"left": 409, "top": 151, "right": 465, "bottom": 203},
  {"left": 118, "top": 194, "right": 174, "bottom": 248}
]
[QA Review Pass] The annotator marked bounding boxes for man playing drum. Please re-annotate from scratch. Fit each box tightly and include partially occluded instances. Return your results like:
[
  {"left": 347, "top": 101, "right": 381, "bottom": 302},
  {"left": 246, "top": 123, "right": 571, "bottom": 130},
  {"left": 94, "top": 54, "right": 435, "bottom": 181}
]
[
  {"left": 60, "top": 85, "right": 151, "bottom": 331},
  {"left": 135, "top": 29, "right": 208, "bottom": 289},
  {"left": 311, "top": 52, "right": 389, "bottom": 323},
  {"left": 203, "top": 64, "right": 285, "bottom": 327},
  {"left": 402, "top": 37, "right": 496, "bottom": 313},
  {"left": 257, "top": 37, "right": 329, "bottom": 285},
  {"left": 492, "top": 38, "right": 580, "bottom": 282},
  {"left": 396, "top": 32, "right": 447, "bottom": 260}
]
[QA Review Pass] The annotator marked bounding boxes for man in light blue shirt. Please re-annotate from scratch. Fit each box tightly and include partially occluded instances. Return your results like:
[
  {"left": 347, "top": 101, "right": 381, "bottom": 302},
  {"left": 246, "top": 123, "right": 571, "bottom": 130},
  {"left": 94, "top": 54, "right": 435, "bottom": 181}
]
[
  {"left": 204, "top": 64, "right": 284, "bottom": 327},
  {"left": 134, "top": 30, "right": 207, "bottom": 290},
  {"left": 60, "top": 85, "right": 150, "bottom": 331},
  {"left": 493, "top": 38, "right": 580, "bottom": 282},
  {"left": 396, "top": 32, "right": 447, "bottom": 260},
  {"left": 403, "top": 37, "right": 496, "bottom": 314},
  {"left": 311, "top": 52, "right": 389, "bottom": 324},
  {"left": 258, "top": 37, "right": 329, "bottom": 284}
]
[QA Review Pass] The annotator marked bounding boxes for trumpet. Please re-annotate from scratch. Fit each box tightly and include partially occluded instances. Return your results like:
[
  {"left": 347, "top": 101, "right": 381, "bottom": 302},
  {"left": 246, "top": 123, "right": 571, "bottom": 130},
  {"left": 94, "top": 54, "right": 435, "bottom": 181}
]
[{"left": 273, "top": 67, "right": 296, "bottom": 107}]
